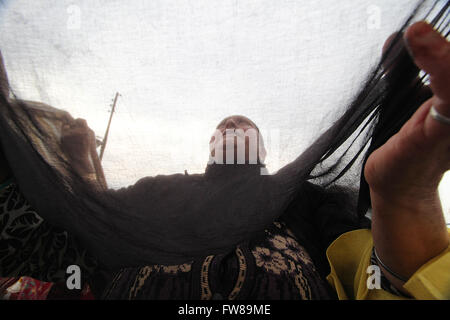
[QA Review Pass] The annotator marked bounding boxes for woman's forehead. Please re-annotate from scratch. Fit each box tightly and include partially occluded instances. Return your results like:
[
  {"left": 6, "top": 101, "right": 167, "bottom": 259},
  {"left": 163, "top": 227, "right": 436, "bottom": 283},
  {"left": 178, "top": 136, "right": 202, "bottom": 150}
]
[{"left": 217, "top": 115, "right": 257, "bottom": 128}]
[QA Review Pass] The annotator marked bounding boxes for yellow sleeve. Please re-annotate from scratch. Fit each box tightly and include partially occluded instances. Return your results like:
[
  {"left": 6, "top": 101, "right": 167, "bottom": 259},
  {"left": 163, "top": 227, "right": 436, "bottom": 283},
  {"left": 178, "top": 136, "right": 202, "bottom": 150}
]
[{"left": 325, "top": 228, "right": 450, "bottom": 300}]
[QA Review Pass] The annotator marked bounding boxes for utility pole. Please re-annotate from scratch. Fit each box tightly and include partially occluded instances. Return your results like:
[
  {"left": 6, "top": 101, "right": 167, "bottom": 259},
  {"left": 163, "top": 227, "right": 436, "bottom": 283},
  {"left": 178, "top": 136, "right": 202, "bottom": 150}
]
[{"left": 99, "top": 92, "right": 120, "bottom": 162}]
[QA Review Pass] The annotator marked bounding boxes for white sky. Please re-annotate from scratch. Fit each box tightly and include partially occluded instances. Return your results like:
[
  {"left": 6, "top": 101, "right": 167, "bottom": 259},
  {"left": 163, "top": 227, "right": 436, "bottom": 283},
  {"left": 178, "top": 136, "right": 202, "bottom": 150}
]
[{"left": 0, "top": 0, "right": 448, "bottom": 223}]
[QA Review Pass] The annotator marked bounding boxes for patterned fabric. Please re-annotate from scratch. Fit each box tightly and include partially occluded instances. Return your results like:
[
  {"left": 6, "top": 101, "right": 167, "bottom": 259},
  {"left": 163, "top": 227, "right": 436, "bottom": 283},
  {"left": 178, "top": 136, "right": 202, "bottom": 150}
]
[
  {"left": 2, "top": 276, "right": 53, "bottom": 300},
  {"left": 0, "top": 181, "right": 98, "bottom": 287},
  {"left": 0, "top": 277, "right": 95, "bottom": 300},
  {"left": 103, "top": 221, "right": 336, "bottom": 300}
]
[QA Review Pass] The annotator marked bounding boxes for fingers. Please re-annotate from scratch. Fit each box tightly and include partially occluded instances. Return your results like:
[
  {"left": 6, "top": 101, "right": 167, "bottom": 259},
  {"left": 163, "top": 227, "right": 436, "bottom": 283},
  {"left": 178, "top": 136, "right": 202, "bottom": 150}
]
[
  {"left": 74, "top": 118, "right": 88, "bottom": 128},
  {"left": 404, "top": 21, "right": 450, "bottom": 107},
  {"left": 61, "top": 118, "right": 95, "bottom": 146},
  {"left": 403, "top": 22, "right": 450, "bottom": 145},
  {"left": 382, "top": 32, "right": 400, "bottom": 54},
  {"left": 63, "top": 118, "right": 91, "bottom": 135},
  {"left": 381, "top": 32, "right": 406, "bottom": 71}
]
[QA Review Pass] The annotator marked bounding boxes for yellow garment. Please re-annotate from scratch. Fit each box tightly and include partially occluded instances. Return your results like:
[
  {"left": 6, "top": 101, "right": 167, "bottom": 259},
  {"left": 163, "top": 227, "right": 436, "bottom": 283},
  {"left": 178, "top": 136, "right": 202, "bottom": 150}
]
[{"left": 326, "top": 228, "right": 450, "bottom": 300}]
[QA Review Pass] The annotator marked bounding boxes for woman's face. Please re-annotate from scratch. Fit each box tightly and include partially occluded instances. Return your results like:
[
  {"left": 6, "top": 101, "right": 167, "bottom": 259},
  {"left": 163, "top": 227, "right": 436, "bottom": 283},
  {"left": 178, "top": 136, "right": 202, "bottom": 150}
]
[{"left": 209, "top": 115, "right": 264, "bottom": 164}]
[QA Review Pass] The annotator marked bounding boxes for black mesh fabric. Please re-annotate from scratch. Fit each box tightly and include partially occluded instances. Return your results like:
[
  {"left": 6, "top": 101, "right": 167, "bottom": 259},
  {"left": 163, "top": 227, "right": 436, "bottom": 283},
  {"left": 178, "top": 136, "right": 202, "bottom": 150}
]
[{"left": 0, "top": 0, "right": 448, "bottom": 270}]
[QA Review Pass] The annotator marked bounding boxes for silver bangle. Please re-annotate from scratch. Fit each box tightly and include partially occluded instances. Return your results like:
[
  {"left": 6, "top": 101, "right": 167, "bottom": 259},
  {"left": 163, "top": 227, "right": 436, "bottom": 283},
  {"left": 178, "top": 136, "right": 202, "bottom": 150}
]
[
  {"left": 430, "top": 105, "right": 450, "bottom": 126},
  {"left": 373, "top": 247, "right": 408, "bottom": 283}
]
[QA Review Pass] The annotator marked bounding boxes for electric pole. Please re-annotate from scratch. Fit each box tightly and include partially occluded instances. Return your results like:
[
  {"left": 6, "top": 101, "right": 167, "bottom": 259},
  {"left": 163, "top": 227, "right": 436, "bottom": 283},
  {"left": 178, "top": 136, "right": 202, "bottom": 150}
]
[{"left": 99, "top": 92, "right": 120, "bottom": 162}]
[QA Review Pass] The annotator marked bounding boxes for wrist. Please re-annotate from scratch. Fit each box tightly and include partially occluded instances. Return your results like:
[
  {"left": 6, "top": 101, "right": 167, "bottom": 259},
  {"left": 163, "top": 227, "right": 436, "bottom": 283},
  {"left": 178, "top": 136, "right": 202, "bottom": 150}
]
[
  {"left": 366, "top": 182, "right": 442, "bottom": 217},
  {"left": 371, "top": 188, "right": 449, "bottom": 280}
]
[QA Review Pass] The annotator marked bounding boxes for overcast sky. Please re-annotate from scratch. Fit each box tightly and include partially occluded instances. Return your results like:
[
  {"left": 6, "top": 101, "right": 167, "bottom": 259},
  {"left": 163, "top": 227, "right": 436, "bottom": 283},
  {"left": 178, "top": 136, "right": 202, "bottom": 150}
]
[{"left": 0, "top": 0, "right": 448, "bottom": 221}]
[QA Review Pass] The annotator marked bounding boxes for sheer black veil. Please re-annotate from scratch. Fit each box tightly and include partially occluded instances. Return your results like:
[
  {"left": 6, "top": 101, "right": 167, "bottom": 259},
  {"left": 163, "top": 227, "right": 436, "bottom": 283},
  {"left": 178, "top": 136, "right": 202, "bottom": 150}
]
[{"left": 0, "top": 0, "right": 448, "bottom": 270}]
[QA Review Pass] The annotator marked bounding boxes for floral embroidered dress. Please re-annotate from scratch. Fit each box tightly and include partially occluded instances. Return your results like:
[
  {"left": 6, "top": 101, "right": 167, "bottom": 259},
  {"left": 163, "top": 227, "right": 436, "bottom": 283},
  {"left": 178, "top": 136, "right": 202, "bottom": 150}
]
[{"left": 102, "top": 221, "right": 336, "bottom": 300}]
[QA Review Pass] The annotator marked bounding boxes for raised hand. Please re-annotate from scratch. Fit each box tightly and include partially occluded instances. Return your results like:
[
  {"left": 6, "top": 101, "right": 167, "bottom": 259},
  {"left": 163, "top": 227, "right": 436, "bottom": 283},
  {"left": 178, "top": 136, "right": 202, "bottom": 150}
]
[
  {"left": 365, "top": 21, "right": 450, "bottom": 293},
  {"left": 61, "top": 118, "right": 97, "bottom": 176}
]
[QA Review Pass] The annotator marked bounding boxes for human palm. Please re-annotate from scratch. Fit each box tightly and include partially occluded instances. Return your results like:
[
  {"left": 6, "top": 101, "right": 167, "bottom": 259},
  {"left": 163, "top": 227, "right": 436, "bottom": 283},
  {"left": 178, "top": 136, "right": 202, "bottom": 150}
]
[{"left": 365, "top": 21, "right": 450, "bottom": 207}]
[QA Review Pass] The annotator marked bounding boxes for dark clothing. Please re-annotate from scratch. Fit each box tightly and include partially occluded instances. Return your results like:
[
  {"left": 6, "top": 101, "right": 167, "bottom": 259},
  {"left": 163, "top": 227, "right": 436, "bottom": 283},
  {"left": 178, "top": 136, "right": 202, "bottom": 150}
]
[
  {"left": 102, "top": 221, "right": 335, "bottom": 300},
  {"left": 1, "top": 176, "right": 363, "bottom": 299}
]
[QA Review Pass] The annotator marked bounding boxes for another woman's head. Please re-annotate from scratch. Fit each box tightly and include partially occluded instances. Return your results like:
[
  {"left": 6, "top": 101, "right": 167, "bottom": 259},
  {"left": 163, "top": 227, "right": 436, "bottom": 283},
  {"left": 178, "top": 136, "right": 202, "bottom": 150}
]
[{"left": 209, "top": 115, "right": 266, "bottom": 165}]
